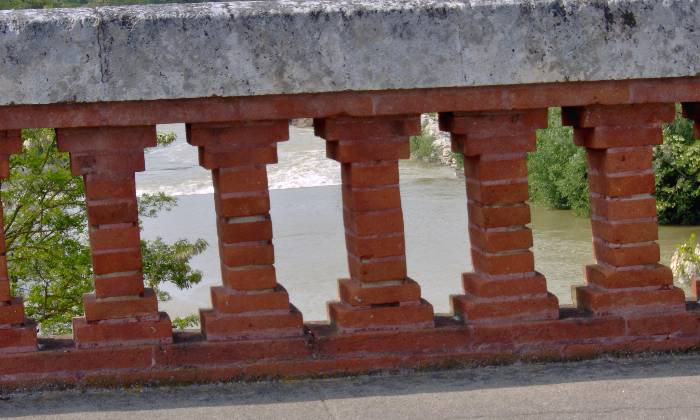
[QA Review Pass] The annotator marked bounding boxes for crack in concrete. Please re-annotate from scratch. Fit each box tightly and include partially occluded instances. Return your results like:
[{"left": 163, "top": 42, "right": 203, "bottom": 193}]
[{"left": 310, "top": 380, "right": 339, "bottom": 420}]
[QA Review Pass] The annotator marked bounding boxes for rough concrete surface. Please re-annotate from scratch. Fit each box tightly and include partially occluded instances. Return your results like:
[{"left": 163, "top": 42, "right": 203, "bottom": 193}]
[
  {"left": 3, "top": 352, "right": 700, "bottom": 419},
  {"left": 0, "top": 0, "right": 698, "bottom": 106}
]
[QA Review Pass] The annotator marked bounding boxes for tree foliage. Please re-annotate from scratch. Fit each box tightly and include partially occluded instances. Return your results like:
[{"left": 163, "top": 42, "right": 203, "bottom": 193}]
[
  {"left": 6, "top": 129, "right": 207, "bottom": 335},
  {"left": 171, "top": 313, "right": 200, "bottom": 331},
  {"left": 654, "top": 113, "right": 700, "bottom": 224},
  {"left": 528, "top": 106, "right": 700, "bottom": 224},
  {"left": 527, "top": 108, "right": 590, "bottom": 215},
  {"left": 671, "top": 234, "right": 700, "bottom": 288}
]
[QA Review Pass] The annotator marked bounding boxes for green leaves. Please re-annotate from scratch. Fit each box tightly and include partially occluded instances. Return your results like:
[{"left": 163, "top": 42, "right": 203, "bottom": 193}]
[
  {"left": 6, "top": 129, "right": 208, "bottom": 334},
  {"left": 409, "top": 133, "right": 438, "bottom": 161},
  {"left": 171, "top": 314, "right": 200, "bottom": 331},
  {"left": 528, "top": 108, "right": 590, "bottom": 216},
  {"left": 654, "top": 112, "right": 700, "bottom": 225},
  {"left": 528, "top": 106, "right": 700, "bottom": 225},
  {"left": 138, "top": 192, "right": 177, "bottom": 219},
  {"left": 141, "top": 238, "right": 208, "bottom": 301},
  {"left": 6, "top": 129, "right": 90, "bottom": 335},
  {"left": 671, "top": 234, "right": 700, "bottom": 288},
  {"left": 156, "top": 132, "right": 177, "bottom": 147}
]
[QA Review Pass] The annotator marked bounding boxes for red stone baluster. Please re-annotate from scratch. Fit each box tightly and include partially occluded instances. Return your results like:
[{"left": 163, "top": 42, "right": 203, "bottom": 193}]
[
  {"left": 439, "top": 110, "right": 559, "bottom": 323},
  {"left": 313, "top": 115, "right": 434, "bottom": 332},
  {"left": 186, "top": 120, "right": 303, "bottom": 340},
  {"left": 563, "top": 104, "right": 688, "bottom": 319},
  {"left": 0, "top": 130, "right": 37, "bottom": 353},
  {"left": 56, "top": 126, "right": 172, "bottom": 348}
]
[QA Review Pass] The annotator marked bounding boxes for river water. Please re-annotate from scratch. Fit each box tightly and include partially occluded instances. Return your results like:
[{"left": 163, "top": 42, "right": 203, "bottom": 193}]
[{"left": 137, "top": 124, "right": 699, "bottom": 322}]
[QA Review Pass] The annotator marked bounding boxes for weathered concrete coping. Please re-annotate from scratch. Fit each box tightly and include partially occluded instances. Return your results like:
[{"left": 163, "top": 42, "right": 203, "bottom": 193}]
[{"left": 0, "top": 0, "right": 698, "bottom": 106}]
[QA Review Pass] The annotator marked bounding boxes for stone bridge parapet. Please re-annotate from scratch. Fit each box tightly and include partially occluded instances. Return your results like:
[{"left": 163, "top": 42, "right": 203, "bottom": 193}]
[{"left": 1, "top": 0, "right": 700, "bottom": 389}]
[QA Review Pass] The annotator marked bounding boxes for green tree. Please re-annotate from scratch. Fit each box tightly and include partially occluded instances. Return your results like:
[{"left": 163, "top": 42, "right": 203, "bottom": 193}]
[
  {"left": 527, "top": 106, "right": 700, "bottom": 224},
  {"left": 654, "top": 111, "right": 700, "bottom": 224},
  {"left": 5, "top": 128, "right": 207, "bottom": 335},
  {"left": 528, "top": 108, "right": 590, "bottom": 215}
]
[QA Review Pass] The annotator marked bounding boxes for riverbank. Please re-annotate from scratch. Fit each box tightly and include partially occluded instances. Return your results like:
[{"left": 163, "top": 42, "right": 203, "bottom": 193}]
[{"left": 410, "top": 114, "right": 460, "bottom": 167}]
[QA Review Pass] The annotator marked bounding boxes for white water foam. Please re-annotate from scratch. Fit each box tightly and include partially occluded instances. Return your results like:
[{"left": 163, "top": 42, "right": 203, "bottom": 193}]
[
  {"left": 136, "top": 124, "right": 458, "bottom": 197},
  {"left": 137, "top": 125, "right": 342, "bottom": 196}
]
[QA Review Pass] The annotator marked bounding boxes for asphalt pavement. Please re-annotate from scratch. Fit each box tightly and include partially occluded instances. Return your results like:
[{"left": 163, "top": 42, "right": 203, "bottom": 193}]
[{"left": 3, "top": 352, "right": 700, "bottom": 419}]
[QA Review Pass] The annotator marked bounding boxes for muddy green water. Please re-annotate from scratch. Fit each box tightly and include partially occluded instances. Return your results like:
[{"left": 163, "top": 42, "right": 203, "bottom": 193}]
[{"left": 138, "top": 126, "right": 699, "bottom": 322}]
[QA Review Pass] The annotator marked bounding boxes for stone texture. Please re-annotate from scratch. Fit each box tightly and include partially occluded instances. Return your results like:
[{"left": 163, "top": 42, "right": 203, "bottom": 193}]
[{"left": 1, "top": 0, "right": 698, "bottom": 106}]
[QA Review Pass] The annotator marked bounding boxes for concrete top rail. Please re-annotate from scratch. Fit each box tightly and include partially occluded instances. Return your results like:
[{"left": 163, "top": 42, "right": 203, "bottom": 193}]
[{"left": 0, "top": 0, "right": 698, "bottom": 106}]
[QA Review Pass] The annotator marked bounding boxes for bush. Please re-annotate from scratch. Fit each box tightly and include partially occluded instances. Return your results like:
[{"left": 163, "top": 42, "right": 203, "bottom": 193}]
[
  {"left": 409, "top": 133, "right": 438, "bottom": 162},
  {"left": 528, "top": 108, "right": 590, "bottom": 215},
  {"left": 528, "top": 106, "right": 700, "bottom": 224},
  {"left": 171, "top": 314, "right": 200, "bottom": 331},
  {"left": 654, "top": 111, "right": 700, "bottom": 224},
  {"left": 671, "top": 234, "right": 700, "bottom": 288}
]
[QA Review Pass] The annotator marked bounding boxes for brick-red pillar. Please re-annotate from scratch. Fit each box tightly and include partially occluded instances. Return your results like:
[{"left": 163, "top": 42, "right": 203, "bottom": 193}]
[
  {"left": 563, "top": 104, "right": 687, "bottom": 316},
  {"left": 313, "top": 115, "right": 434, "bottom": 332},
  {"left": 681, "top": 103, "right": 700, "bottom": 299},
  {"left": 56, "top": 126, "right": 172, "bottom": 348},
  {"left": 186, "top": 120, "right": 303, "bottom": 340},
  {"left": 0, "top": 130, "right": 37, "bottom": 353},
  {"left": 439, "top": 110, "right": 559, "bottom": 323}
]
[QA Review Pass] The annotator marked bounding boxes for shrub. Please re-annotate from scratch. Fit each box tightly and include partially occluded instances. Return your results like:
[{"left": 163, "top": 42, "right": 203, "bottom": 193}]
[
  {"left": 527, "top": 108, "right": 590, "bottom": 215},
  {"left": 654, "top": 111, "right": 700, "bottom": 224},
  {"left": 171, "top": 314, "right": 200, "bottom": 331},
  {"left": 409, "top": 133, "right": 438, "bottom": 162},
  {"left": 671, "top": 234, "right": 700, "bottom": 288},
  {"left": 528, "top": 106, "right": 700, "bottom": 224}
]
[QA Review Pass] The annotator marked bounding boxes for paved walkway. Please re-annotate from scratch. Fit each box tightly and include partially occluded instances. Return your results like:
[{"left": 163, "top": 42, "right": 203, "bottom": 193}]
[{"left": 3, "top": 353, "right": 700, "bottom": 419}]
